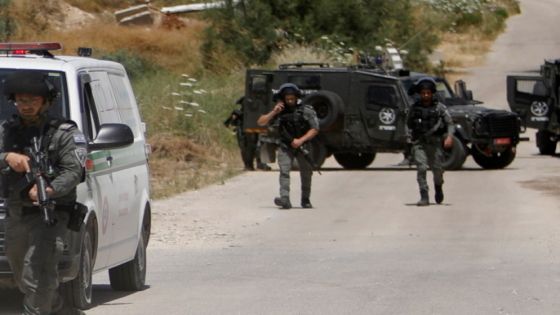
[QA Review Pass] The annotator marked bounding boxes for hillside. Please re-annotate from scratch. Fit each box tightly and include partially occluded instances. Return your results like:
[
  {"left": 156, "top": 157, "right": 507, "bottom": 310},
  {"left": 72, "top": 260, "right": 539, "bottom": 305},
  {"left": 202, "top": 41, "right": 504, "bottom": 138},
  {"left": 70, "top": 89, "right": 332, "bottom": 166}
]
[{"left": 0, "top": 0, "right": 520, "bottom": 198}]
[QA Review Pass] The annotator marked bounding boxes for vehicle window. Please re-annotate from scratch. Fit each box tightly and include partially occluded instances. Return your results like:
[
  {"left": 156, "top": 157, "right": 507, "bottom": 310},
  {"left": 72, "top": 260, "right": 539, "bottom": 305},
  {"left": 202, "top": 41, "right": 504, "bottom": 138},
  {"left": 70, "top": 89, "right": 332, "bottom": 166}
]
[
  {"left": 517, "top": 79, "right": 547, "bottom": 96},
  {"left": 250, "top": 75, "right": 268, "bottom": 93},
  {"left": 108, "top": 73, "right": 139, "bottom": 137},
  {"left": 80, "top": 81, "right": 100, "bottom": 141},
  {"left": 89, "top": 72, "right": 120, "bottom": 125},
  {"left": 0, "top": 70, "right": 68, "bottom": 120},
  {"left": 287, "top": 75, "right": 321, "bottom": 90},
  {"left": 366, "top": 85, "right": 399, "bottom": 110}
]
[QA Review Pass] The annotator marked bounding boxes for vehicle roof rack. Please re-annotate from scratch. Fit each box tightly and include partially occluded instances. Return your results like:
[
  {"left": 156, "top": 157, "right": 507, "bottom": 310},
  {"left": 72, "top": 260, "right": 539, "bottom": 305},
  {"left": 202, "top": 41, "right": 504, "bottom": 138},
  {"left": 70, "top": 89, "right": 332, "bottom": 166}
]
[
  {"left": 278, "top": 62, "right": 331, "bottom": 70},
  {"left": 0, "top": 42, "right": 62, "bottom": 58}
]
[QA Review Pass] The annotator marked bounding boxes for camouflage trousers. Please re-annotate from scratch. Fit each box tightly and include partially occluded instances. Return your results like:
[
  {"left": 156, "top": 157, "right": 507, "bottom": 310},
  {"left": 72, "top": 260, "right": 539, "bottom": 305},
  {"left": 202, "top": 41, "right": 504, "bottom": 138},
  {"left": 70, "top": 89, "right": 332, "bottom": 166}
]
[
  {"left": 277, "top": 146, "right": 313, "bottom": 200},
  {"left": 5, "top": 210, "right": 70, "bottom": 315},
  {"left": 412, "top": 141, "right": 445, "bottom": 192}
]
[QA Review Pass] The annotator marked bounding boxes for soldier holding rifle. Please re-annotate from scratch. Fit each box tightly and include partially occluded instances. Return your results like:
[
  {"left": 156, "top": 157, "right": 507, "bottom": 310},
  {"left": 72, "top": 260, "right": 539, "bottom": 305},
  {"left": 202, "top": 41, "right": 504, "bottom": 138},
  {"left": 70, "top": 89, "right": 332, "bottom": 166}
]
[
  {"left": 0, "top": 71, "right": 87, "bottom": 315},
  {"left": 257, "top": 83, "right": 319, "bottom": 210}
]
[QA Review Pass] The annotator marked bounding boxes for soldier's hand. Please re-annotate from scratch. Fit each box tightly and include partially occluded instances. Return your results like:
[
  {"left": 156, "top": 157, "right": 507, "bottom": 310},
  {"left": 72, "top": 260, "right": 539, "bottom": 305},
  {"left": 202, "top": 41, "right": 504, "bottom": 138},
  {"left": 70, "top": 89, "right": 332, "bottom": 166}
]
[
  {"left": 443, "top": 135, "right": 453, "bottom": 149},
  {"left": 272, "top": 102, "right": 285, "bottom": 114},
  {"left": 5, "top": 152, "right": 30, "bottom": 173},
  {"left": 28, "top": 184, "right": 54, "bottom": 202},
  {"left": 291, "top": 138, "right": 304, "bottom": 149}
]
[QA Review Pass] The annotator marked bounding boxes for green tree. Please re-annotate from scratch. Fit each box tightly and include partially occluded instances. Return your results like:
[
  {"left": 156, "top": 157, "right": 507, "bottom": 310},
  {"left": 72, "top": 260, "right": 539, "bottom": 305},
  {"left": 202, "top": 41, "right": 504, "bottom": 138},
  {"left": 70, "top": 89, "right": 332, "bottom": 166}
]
[{"left": 202, "top": 0, "right": 440, "bottom": 70}]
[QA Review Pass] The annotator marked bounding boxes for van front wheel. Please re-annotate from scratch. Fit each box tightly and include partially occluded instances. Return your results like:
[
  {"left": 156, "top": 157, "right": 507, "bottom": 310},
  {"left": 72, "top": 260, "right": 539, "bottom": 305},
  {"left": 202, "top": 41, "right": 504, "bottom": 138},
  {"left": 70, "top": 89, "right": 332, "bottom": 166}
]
[
  {"left": 108, "top": 233, "right": 147, "bottom": 291},
  {"left": 60, "top": 226, "right": 94, "bottom": 310}
]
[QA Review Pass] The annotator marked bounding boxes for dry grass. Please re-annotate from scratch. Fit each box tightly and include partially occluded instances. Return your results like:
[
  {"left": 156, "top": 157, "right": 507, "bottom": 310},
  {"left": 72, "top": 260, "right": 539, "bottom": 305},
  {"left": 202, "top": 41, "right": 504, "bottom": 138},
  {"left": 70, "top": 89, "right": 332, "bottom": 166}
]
[
  {"left": 148, "top": 134, "right": 242, "bottom": 198},
  {"left": 32, "top": 19, "right": 206, "bottom": 75}
]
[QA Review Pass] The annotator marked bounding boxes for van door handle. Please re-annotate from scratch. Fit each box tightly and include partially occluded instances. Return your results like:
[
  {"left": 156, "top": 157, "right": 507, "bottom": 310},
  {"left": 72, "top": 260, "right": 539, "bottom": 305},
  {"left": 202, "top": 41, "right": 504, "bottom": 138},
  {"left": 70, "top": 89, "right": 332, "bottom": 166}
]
[{"left": 106, "top": 156, "right": 113, "bottom": 168}]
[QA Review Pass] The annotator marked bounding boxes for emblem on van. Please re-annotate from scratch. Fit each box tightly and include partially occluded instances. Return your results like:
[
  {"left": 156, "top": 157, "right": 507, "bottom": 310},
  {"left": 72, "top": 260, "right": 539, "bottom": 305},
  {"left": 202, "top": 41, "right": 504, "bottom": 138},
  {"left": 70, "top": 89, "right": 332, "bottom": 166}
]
[
  {"left": 530, "top": 101, "right": 548, "bottom": 117},
  {"left": 379, "top": 107, "right": 396, "bottom": 125}
]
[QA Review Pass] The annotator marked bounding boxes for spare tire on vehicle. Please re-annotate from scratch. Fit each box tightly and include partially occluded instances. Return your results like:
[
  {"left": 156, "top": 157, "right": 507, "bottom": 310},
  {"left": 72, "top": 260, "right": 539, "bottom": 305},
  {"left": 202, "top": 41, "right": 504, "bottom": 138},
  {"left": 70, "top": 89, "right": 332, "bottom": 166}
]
[{"left": 302, "top": 90, "right": 344, "bottom": 131}]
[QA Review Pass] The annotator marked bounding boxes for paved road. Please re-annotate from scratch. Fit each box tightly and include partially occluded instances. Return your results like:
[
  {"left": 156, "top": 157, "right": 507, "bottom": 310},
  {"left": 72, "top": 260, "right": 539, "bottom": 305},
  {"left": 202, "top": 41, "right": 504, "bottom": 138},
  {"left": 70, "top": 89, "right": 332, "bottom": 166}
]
[{"left": 2, "top": 0, "right": 560, "bottom": 314}]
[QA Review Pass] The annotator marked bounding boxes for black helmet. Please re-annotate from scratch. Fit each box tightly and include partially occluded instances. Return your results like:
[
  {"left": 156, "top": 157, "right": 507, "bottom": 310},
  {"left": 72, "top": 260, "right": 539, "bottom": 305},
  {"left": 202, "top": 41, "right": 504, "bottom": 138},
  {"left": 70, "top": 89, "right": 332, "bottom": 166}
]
[
  {"left": 409, "top": 77, "right": 437, "bottom": 95},
  {"left": 3, "top": 71, "right": 57, "bottom": 101},
  {"left": 276, "top": 83, "right": 302, "bottom": 98}
]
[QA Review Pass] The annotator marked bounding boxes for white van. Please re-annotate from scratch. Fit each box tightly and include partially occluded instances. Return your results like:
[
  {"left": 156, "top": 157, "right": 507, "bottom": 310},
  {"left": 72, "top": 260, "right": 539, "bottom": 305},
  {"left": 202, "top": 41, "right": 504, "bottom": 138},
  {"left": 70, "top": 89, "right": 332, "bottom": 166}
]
[{"left": 0, "top": 42, "right": 151, "bottom": 310}]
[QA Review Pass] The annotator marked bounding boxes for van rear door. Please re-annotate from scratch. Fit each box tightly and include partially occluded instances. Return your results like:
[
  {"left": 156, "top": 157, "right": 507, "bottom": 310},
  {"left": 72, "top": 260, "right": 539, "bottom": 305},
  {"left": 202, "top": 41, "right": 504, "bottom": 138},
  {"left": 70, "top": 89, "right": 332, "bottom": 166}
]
[{"left": 507, "top": 75, "right": 549, "bottom": 130}]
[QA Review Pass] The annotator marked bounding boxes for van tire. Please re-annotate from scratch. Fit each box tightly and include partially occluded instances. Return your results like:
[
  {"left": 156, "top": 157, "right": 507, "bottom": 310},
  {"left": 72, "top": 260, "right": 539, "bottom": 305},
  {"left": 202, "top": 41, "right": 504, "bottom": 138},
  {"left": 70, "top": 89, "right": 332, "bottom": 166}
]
[
  {"left": 441, "top": 135, "right": 467, "bottom": 170},
  {"left": 60, "top": 226, "right": 94, "bottom": 310},
  {"left": 109, "top": 233, "right": 147, "bottom": 291},
  {"left": 302, "top": 91, "right": 343, "bottom": 130},
  {"left": 536, "top": 130, "right": 557, "bottom": 155},
  {"left": 334, "top": 152, "right": 376, "bottom": 169},
  {"left": 472, "top": 145, "right": 516, "bottom": 169}
]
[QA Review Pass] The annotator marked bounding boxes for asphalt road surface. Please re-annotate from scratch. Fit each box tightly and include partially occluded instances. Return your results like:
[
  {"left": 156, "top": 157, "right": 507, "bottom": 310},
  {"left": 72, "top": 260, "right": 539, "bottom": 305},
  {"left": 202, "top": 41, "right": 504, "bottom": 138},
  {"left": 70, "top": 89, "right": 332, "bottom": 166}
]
[{"left": 2, "top": 0, "right": 560, "bottom": 314}]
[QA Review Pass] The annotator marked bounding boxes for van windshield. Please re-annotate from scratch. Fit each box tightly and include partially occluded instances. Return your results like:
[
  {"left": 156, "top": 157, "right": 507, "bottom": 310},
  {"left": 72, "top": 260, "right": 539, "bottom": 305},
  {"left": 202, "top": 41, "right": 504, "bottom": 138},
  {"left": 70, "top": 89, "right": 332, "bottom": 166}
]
[{"left": 0, "top": 69, "right": 68, "bottom": 121}]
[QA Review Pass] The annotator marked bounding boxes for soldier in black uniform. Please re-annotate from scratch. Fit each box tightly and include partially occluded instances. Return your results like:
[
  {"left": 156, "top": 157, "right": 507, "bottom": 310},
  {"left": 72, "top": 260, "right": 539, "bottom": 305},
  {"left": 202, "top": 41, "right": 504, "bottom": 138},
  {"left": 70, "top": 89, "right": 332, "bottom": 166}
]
[
  {"left": 224, "top": 97, "right": 270, "bottom": 171},
  {"left": 257, "top": 83, "right": 319, "bottom": 209},
  {"left": 407, "top": 77, "right": 454, "bottom": 206},
  {"left": 0, "top": 71, "right": 87, "bottom": 315}
]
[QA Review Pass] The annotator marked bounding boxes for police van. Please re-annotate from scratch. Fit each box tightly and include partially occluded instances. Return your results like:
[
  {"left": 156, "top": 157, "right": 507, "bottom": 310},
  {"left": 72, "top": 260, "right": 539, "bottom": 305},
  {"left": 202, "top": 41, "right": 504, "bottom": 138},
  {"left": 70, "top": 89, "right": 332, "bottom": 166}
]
[{"left": 0, "top": 42, "right": 151, "bottom": 310}]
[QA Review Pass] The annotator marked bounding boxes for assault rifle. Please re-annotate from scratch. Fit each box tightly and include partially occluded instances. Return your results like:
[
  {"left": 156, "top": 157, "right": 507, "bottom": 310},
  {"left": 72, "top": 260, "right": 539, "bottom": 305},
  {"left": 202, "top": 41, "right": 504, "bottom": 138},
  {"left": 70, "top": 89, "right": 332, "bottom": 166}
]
[
  {"left": 16, "top": 136, "right": 56, "bottom": 226},
  {"left": 278, "top": 126, "right": 321, "bottom": 175}
]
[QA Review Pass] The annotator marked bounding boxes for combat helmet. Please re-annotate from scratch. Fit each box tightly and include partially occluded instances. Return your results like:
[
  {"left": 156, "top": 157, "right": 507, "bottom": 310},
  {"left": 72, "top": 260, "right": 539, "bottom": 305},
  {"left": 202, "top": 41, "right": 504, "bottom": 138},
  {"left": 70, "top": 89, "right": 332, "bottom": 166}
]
[
  {"left": 275, "top": 83, "right": 302, "bottom": 99},
  {"left": 3, "top": 70, "right": 57, "bottom": 101},
  {"left": 408, "top": 77, "right": 437, "bottom": 95}
]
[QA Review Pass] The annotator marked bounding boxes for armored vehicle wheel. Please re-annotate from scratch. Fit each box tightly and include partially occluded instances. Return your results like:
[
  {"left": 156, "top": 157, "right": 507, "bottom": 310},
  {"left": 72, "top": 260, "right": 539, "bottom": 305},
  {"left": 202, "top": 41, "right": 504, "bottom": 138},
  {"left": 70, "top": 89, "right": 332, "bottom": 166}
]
[
  {"left": 472, "top": 145, "right": 516, "bottom": 169},
  {"left": 536, "top": 130, "right": 557, "bottom": 155},
  {"left": 441, "top": 135, "right": 467, "bottom": 170},
  {"left": 60, "top": 224, "right": 94, "bottom": 310},
  {"left": 302, "top": 91, "right": 344, "bottom": 130},
  {"left": 334, "top": 152, "right": 376, "bottom": 169}
]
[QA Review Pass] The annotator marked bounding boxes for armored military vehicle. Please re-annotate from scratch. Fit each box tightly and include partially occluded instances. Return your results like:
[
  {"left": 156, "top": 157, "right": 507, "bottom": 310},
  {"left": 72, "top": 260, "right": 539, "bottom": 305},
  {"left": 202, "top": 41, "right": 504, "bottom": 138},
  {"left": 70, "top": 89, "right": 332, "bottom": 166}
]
[
  {"left": 242, "top": 62, "right": 521, "bottom": 170},
  {"left": 507, "top": 59, "right": 560, "bottom": 154}
]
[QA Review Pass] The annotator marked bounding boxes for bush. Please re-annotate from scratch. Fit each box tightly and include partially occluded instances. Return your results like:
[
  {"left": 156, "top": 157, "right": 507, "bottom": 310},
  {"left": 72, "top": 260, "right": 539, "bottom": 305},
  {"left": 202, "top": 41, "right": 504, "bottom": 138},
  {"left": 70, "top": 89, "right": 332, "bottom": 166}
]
[{"left": 101, "top": 49, "right": 159, "bottom": 80}]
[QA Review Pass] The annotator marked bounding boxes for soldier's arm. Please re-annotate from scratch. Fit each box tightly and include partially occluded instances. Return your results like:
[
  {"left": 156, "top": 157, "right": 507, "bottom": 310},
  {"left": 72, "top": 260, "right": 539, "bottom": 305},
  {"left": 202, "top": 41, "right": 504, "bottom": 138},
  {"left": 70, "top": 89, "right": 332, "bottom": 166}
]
[
  {"left": 257, "top": 102, "right": 284, "bottom": 126},
  {"left": 440, "top": 105, "right": 455, "bottom": 135},
  {"left": 49, "top": 128, "right": 86, "bottom": 198},
  {"left": 293, "top": 106, "right": 319, "bottom": 146}
]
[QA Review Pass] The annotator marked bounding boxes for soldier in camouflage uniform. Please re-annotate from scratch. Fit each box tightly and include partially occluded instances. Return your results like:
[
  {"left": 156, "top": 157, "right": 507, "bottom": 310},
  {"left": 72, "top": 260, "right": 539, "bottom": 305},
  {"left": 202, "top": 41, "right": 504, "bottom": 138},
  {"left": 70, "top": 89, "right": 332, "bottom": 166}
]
[
  {"left": 407, "top": 77, "right": 454, "bottom": 206},
  {"left": 257, "top": 83, "right": 319, "bottom": 209},
  {"left": 0, "top": 71, "right": 87, "bottom": 315}
]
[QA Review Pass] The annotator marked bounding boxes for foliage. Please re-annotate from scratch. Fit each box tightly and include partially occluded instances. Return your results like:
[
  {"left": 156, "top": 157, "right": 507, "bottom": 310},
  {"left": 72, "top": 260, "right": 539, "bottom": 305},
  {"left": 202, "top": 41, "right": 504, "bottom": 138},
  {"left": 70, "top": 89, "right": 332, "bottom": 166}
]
[
  {"left": 0, "top": 0, "right": 14, "bottom": 41},
  {"left": 101, "top": 49, "right": 159, "bottom": 80},
  {"left": 203, "top": 0, "right": 439, "bottom": 70}
]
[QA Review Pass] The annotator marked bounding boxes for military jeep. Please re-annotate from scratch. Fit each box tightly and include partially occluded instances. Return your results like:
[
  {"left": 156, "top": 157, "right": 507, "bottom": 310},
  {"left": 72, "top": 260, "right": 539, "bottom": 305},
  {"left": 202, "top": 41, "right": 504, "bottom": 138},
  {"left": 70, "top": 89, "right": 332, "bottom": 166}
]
[
  {"left": 242, "top": 62, "right": 521, "bottom": 170},
  {"left": 507, "top": 59, "right": 560, "bottom": 154}
]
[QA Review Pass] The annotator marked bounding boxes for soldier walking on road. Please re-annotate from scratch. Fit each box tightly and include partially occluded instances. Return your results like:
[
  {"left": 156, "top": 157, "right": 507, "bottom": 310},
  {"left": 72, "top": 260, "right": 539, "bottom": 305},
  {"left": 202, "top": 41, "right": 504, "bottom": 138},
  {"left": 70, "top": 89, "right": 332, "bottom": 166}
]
[
  {"left": 407, "top": 77, "right": 454, "bottom": 206},
  {"left": 257, "top": 83, "right": 319, "bottom": 209},
  {"left": 1, "top": 71, "right": 87, "bottom": 315}
]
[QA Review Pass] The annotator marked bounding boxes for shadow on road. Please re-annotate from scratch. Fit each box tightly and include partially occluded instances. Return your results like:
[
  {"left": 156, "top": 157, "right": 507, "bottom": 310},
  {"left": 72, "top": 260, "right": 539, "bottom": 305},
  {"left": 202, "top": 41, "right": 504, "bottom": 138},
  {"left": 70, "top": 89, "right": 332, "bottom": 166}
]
[
  {"left": 91, "top": 284, "right": 151, "bottom": 308},
  {"left": 0, "top": 284, "right": 149, "bottom": 313}
]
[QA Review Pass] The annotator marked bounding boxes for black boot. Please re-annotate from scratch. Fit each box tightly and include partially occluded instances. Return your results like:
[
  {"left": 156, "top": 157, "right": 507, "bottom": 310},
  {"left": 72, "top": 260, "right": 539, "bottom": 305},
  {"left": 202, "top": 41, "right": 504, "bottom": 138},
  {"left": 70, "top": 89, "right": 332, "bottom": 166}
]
[
  {"left": 301, "top": 198, "right": 313, "bottom": 208},
  {"left": 417, "top": 189, "right": 429, "bottom": 206},
  {"left": 435, "top": 185, "right": 444, "bottom": 204},
  {"left": 274, "top": 197, "right": 292, "bottom": 209}
]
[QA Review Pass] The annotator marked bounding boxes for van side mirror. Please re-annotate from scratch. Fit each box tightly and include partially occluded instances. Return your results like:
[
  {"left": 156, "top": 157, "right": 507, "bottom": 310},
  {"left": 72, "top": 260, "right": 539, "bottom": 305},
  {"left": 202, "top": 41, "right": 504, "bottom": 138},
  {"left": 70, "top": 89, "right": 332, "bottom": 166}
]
[{"left": 88, "top": 123, "right": 134, "bottom": 151}]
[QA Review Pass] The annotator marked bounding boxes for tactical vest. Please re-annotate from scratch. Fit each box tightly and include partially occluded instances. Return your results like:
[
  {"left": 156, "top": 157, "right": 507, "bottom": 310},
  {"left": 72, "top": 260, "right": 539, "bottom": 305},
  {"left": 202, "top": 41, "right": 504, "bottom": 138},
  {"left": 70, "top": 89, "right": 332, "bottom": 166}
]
[
  {"left": 0, "top": 117, "right": 69, "bottom": 199},
  {"left": 408, "top": 104, "right": 445, "bottom": 139},
  {"left": 277, "top": 106, "right": 310, "bottom": 144}
]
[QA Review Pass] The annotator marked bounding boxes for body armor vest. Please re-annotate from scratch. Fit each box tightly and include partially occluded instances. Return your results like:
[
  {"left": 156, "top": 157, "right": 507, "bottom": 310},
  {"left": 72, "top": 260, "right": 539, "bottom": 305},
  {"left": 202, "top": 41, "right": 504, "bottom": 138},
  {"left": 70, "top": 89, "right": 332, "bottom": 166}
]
[
  {"left": 408, "top": 104, "right": 445, "bottom": 139},
  {"left": 277, "top": 106, "right": 310, "bottom": 144}
]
